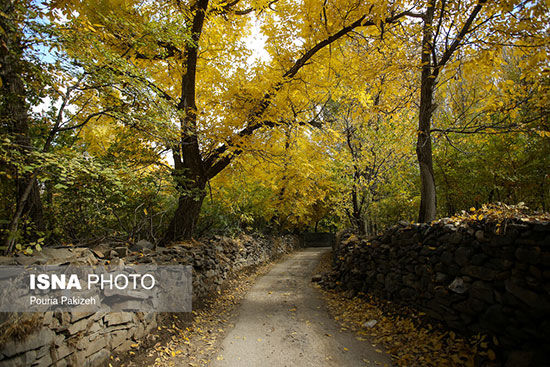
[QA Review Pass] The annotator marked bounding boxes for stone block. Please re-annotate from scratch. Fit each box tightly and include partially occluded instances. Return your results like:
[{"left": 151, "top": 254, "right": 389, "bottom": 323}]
[
  {"left": 471, "top": 253, "right": 487, "bottom": 265},
  {"left": 515, "top": 247, "right": 541, "bottom": 264},
  {"left": 461, "top": 265, "right": 497, "bottom": 281},
  {"left": 0, "top": 353, "right": 32, "bottom": 367},
  {"left": 109, "top": 330, "right": 130, "bottom": 349},
  {"left": 70, "top": 310, "right": 94, "bottom": 324},
  {"left": 470, "top": 281, "right": 494, "bottom": 303},
  {"left": 104, "top": 312, "right": 133, "bottom": 326},
  {"left": 481, "top": 304, "right": 507, "bottom": 331},
  {"left": 490, "top": 234, "right": 514, "bottom": 246},
  {"left": 42, "top": 312, "right": 53, "bottom": 326},
  {"left": 455, "top": 246, "right": 472, "bottom": 267},
  {"left": 32, "top": 352, "right": 53, "bottom": 367},
  {"left": 505, "top": 279, "right": 547, "bottom": 310},
  {"left": 83, "top": 335, "right": 107, "bottom": 358},
  {"left": 113, "top": 339, "right": 133, "bottom": 353},
  {"left": 67, "top": 317, "right": 90, "bottom": 335},
  {"left": 474, "top": 230, "right": 486, "bottom": 242},
  {"left": 487, "top": 258, "right": 513, "bottom": 271},
  {"left": 84, "top": 349, "right": 109, "bottom": 367},
  {"left": 35, "top": 345, "right": 49, "bottom": 360},
  {"left": 52, "top": 344, "right": 73, "bottom": 362}
]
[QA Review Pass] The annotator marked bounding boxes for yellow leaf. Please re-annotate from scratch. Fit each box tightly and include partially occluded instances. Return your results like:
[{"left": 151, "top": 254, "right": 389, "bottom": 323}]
[{"left": 488, "top": 349, "right": 496, "bottom": 361}]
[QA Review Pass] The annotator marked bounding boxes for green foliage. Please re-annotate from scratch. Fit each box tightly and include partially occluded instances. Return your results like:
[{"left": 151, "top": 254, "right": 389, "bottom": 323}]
[
  {"left": 0, "top": 137, "right": 175, "bottom": 246},
  {"left": 435, "top": 132, "right": 550, "bottom": 216}
]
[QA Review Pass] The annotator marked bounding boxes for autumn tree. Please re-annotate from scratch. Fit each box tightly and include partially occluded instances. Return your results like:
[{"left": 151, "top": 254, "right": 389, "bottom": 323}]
[
  {"left": 198, "top": 123, "right": 339, "bottom": 234},
  {"left": 407, "top": 0, "right": 549, "bottom": 222},
  {"left": 431, "top": 44, "right": 550, "bottom": 214},
  {"left": 51, "top": 0, "right": 418, "bottom": 242}
]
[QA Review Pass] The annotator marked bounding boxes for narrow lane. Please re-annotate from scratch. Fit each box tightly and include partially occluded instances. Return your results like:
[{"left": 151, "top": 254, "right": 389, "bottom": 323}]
[{"left": 211, "top": 247, "right": 392, "bottom": 367}]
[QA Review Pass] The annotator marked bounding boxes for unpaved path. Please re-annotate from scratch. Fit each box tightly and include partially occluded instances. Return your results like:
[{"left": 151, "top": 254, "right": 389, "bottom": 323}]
[{"left": 211, "top": 247, "right": 392, "bottom": 367}]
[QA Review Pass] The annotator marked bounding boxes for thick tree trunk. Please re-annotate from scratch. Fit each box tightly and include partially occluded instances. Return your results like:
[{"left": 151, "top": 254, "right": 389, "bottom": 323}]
[
  {"left": 162, "top": 188, "right": 205, "bottom": 243},
  {"left": 160, "top": 0, "right": 210, "bottom": 244},
  {"left": 17, "top": 178, "right": 45, "bottom": 229},
  {"left": 414, "top": 0, "right": 485, "bottom": 223},
  {"left": 161, "top": 135, "right": 207, "bottom": 243},
  {"left": 416, "top": 2, "right": 437, "bottom": 223},
  {"left": 417, "top": 143, "right": 437, "bottom": 222}
]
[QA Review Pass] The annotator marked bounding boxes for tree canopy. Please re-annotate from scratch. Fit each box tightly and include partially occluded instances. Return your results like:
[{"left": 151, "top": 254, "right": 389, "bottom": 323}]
[{"left": 0, "top": 0, "right": 548, "bottom": 252}]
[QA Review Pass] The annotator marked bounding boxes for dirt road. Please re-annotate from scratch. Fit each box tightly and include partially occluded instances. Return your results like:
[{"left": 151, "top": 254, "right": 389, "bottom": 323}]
[{"left": 210, "top": 247, "right": 392, "bottom": 367}]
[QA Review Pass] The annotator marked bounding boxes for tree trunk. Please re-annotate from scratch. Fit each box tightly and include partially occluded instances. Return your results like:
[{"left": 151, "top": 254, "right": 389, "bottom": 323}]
[
  {"left": 1, "top": 0, "right": 45, "bottom": 250},
  {"left": 160, "top": 0, "right": 210, "bottom": 244},
  {"left": 162, "top": 187, "right": 205, "bottom": 243},
  {"left": 350, "top": 188, "right": 365, "bottom": 235},
  {"left": 17, "top": 178, "right": 45, "bottom": 230},
  {"left": 416, "top": 2, "right": 437, "bottom": 223},
  {"left": 161, "top": 132, "right": 207, "bottom": 243}
]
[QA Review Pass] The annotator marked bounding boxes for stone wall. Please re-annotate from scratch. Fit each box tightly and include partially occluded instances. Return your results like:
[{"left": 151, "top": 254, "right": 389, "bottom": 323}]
[
  {"left": 324, "top": 215, "right": 550, "bottom": 365},
  {"left": 0, "top": 234, "right": 299, "bottom": 367}
]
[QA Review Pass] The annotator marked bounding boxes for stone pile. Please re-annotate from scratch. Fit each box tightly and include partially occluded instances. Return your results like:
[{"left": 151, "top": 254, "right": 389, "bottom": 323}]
[
  {"left": 0, "top": 234, "right": 298, "bottom": 367},
  {"left": 324, "top": 216, "right": 550, "bottom": 365}
]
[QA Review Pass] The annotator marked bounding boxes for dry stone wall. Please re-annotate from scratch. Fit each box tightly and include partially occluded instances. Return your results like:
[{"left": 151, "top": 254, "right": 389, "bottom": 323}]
[
  {"left": 324, "top": 218, "right": 550, "bottom": 365},
  {"left": 0, "top": 234, "right": 299, "bottom": 367}
]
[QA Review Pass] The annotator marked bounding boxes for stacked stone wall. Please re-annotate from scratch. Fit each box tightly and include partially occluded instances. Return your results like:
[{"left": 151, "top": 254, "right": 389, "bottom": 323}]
[
  {"left": 0, "top": 234, "right": 299, "bottom": 367},
  {"left": 325, "top": 218, "right": 550, "bottom": 364}
]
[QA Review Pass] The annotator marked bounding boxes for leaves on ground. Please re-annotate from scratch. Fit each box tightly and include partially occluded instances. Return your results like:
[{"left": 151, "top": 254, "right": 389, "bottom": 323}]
[
  {"left": 314, "top": 251, "right": 496, "bottom": 366},
  {"left": 116, "top": 262, "right": 276, "bottom": 367},
  {"left": 320, "top": 288, "right": 497, "bottom": 366}
]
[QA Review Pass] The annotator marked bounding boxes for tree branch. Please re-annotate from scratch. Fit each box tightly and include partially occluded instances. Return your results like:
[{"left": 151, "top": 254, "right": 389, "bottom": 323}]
[
  {"left": 203, "top": 10, "right": 411, "bottom": 180},
  {"left": 434, "top": 0, "right": 487, "bottom": 76}
]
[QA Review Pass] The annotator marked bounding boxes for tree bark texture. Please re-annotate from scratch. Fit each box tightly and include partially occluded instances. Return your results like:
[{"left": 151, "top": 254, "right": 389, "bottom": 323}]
[{"left": 416, "top": 1, "right": 437, "bottom": 223}]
